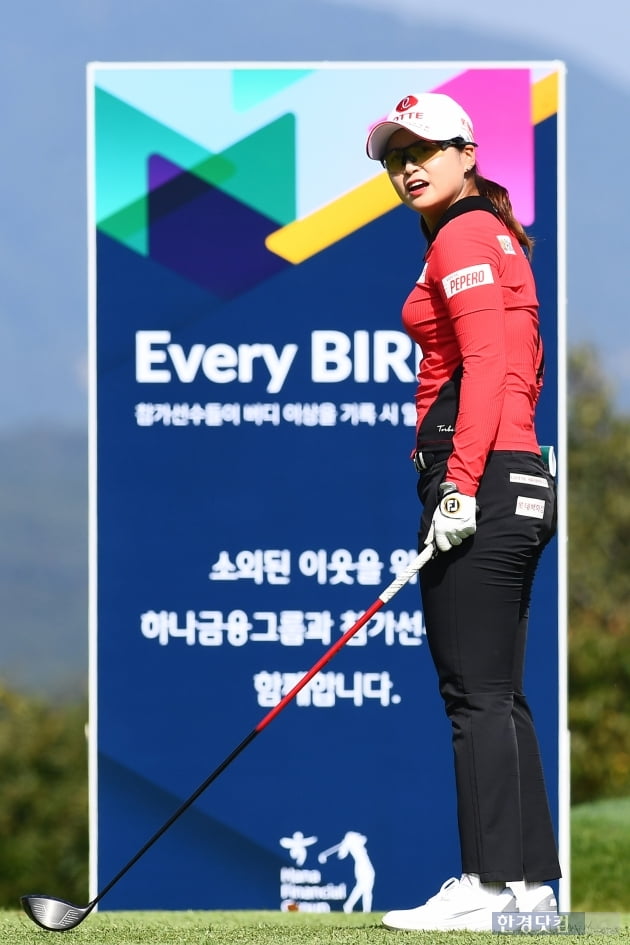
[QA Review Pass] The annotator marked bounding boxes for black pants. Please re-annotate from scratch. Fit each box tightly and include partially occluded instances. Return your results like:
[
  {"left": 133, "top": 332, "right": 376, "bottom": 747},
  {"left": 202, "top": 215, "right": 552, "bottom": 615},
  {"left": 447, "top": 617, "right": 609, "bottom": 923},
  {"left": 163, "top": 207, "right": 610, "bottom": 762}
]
[{"left": 417, "top": 451, "right": 561, "bottom": 883}]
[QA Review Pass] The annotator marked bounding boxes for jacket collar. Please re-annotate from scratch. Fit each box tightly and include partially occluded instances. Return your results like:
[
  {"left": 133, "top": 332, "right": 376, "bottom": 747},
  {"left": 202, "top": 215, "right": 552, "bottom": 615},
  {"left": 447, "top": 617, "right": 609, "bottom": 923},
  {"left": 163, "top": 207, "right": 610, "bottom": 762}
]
[{"left": 422, "top": 195, "right": 498, "bottom": 248}]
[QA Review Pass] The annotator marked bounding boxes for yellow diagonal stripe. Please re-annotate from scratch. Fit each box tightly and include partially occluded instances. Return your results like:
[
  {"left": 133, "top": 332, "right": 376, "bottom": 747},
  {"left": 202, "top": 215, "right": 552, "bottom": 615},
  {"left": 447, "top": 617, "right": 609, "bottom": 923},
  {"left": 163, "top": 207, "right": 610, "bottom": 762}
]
[
  {"left": 532, "top": 71, "right": 559, "bottom": 124},
  {"left": 266, "top": 73, "right": 560, "bottom": 266},
  {"left": 265, "top": 173, "right": 400, "bottom": 264}
]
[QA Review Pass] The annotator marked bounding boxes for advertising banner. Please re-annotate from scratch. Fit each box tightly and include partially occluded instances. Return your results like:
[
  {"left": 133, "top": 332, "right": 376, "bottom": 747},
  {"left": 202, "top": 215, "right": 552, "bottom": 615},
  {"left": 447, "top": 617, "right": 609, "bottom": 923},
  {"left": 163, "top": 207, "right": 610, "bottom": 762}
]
[{"left": 87, "top": 61, "right": 566, "bottom": 912}]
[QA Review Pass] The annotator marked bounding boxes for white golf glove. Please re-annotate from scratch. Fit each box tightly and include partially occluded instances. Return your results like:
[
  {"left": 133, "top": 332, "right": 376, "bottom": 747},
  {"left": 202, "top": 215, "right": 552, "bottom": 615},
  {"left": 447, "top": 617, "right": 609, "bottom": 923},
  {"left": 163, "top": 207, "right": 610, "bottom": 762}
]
[{"left": 426, "top": 482, "right": 477, "bottom": 553}]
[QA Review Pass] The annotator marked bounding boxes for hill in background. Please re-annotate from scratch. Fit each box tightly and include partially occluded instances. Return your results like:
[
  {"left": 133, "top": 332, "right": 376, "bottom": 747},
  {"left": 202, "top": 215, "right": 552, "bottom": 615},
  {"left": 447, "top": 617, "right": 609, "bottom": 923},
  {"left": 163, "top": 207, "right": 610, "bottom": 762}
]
[{"left": 0, "top": 427, "right": 87, "bottom": 698}]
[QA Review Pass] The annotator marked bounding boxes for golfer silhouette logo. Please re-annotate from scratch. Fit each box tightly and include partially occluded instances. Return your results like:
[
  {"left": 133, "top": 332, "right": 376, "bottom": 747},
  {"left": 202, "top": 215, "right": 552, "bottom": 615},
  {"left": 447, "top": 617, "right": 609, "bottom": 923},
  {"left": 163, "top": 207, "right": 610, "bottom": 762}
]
[
  {"left": 318, "top": 832, "right": 375, "bottom": 912},
  {"left": 279, "top": 831, "right": 318, "bottom": 867}
]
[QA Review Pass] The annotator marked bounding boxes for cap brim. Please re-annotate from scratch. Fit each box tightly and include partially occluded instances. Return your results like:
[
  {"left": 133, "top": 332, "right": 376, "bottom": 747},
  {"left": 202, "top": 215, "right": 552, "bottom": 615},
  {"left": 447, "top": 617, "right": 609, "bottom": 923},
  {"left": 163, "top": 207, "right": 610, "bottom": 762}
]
[
  {"left": 366, "top": 121, "right": 404, "bottom": 161},
  {"left": 366, "top": 121, "right": 438, "bottom": 160}
]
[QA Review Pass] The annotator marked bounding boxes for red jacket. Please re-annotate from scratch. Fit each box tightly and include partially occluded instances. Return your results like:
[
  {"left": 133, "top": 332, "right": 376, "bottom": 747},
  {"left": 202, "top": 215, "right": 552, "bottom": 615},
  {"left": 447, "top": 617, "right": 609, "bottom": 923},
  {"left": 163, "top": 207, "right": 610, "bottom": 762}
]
[{"left": 402, "top": 196, "right": 543, "bottom": 496}]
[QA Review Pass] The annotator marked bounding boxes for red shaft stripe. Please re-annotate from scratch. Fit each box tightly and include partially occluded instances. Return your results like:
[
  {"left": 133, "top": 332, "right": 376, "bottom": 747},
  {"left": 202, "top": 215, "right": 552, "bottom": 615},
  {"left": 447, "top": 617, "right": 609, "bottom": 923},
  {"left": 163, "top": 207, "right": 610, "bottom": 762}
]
[{"left": 255, "top": 598, "right": 384, "bottom": 732}]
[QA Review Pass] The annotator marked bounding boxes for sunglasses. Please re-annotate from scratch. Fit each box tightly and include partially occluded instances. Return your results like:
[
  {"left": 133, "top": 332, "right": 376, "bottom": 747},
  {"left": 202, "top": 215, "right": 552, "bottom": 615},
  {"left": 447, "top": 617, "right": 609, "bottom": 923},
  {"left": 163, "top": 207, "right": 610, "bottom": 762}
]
[{"left": 381, "top": 139, "right": 460, "bottom": 174}]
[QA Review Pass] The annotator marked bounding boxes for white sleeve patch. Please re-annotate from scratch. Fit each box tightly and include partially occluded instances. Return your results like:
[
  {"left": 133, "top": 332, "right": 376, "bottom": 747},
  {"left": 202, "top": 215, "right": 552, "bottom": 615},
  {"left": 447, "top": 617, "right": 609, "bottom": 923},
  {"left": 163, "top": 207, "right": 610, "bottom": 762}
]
[
  {"left": 442, "top": 263, "right": 493, "bottom": 298},
  {"left": 496, "top": 234, "right": 516, "bottom": 255}
]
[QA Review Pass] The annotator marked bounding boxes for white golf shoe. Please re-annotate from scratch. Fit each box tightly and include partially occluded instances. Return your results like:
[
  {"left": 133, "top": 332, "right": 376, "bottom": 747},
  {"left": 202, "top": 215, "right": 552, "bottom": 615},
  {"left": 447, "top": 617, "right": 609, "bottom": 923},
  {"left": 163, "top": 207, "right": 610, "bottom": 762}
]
[
  {"left": 515, "top": 884, "right": 558, "bottom": 913},
  {"left": 381, "top": 873, "right": 518, "bottom": 932}
]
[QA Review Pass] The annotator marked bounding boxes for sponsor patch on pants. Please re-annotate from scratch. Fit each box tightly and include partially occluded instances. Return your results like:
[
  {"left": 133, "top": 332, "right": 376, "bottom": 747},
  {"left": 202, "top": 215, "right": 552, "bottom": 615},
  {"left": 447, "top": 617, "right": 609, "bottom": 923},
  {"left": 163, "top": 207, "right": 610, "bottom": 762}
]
[
  {"left": 510, "top": 473, "right": 548, "bottom": 488},
  {"left": 515, "top": 496, "right": 545, "bottom": 519}
]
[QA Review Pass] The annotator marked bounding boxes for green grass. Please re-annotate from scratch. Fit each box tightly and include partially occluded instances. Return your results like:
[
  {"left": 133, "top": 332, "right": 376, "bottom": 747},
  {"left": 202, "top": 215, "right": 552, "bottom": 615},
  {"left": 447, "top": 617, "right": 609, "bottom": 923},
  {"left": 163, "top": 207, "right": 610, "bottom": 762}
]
[
  {"left": 571, "top": 795, "right": 630, "bottom": 911},
  {"left": 1, "top": 798, "right": 629, "bottom": 944},
  {"left": 0, "top": 909, "right": 629, "bottom": 945}
]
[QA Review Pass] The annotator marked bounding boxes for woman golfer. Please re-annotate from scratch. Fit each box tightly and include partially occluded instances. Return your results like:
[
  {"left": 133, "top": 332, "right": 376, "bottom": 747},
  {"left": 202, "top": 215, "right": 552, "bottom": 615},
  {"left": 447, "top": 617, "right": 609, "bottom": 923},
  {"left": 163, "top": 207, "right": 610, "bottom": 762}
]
[{"left": 365, "top": 92, "right": 561, "bottom": 932}]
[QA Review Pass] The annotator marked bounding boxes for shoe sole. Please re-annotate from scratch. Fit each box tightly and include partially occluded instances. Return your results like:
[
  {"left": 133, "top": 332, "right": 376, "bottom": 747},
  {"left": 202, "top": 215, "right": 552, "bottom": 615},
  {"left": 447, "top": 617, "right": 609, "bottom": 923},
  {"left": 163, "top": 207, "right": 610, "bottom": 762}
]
[{"left": 383, "top": 908, "right": 517, "bottom": 932}]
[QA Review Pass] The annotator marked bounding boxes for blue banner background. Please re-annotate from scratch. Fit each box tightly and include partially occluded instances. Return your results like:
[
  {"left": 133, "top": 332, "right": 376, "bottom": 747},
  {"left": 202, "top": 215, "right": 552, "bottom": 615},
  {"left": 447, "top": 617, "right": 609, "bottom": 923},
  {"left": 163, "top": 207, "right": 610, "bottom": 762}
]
[{"left": 91, "top": 63, "right": 562, "bottom": 912}]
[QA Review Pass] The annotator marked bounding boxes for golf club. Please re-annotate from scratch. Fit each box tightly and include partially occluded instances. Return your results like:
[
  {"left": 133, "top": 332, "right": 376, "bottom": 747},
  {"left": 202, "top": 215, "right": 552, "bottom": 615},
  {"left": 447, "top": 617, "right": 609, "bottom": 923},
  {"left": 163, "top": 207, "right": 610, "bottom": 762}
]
[{"left": 21, "top": 541, "right": 435, "bottom": 932}]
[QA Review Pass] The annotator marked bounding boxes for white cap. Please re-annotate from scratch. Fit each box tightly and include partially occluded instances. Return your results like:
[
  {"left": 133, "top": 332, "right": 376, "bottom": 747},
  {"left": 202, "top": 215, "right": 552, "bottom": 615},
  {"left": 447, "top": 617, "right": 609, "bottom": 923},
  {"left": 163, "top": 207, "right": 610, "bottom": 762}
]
[{"left": 366, "top": 92, "right": 476, "bottom": 161}]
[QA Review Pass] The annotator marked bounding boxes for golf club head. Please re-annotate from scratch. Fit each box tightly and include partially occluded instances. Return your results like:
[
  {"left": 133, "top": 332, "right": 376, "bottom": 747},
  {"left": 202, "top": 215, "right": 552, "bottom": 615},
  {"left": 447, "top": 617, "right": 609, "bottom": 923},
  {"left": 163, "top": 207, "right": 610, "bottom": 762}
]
[{"left": 21, "top": 894, "right": 93, "bottom": 931}]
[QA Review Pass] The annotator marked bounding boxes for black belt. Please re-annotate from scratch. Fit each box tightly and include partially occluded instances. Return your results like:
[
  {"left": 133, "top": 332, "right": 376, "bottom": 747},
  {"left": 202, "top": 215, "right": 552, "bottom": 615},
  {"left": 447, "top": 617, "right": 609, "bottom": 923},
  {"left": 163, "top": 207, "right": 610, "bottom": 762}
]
[
  {"left": 412, "top": 449, "right": 451, "bottom": 473},
  {"left": 413, "top": 446, "right": 557, "bottom": 476}
]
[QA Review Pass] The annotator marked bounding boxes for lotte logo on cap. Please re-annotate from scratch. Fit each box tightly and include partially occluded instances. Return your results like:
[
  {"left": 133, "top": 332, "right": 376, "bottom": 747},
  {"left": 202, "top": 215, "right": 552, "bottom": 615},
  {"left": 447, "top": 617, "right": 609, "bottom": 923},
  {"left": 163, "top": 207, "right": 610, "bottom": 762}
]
[{"left": 396, "top": 95, "right": 418, "bottom": 112}]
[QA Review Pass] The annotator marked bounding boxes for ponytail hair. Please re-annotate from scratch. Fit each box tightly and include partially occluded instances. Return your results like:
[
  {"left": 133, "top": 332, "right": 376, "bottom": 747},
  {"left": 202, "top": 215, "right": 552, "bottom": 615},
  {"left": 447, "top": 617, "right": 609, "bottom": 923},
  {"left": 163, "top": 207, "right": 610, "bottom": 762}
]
[{"left": 474, "top": 172, "right": 534, "bottom": 256}]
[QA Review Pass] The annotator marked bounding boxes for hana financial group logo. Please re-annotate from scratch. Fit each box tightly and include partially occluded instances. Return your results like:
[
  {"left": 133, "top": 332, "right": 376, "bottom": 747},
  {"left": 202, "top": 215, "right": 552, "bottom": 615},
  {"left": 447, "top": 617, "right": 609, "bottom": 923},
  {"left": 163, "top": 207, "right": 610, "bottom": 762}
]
[{"left": 279, "top": 829, "right": 375, "bottom": 912}]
